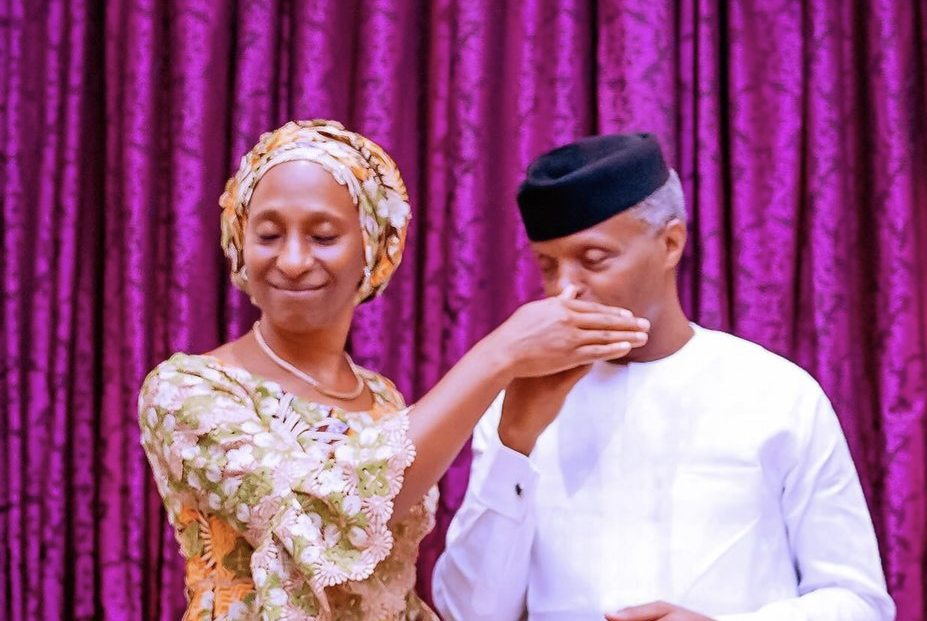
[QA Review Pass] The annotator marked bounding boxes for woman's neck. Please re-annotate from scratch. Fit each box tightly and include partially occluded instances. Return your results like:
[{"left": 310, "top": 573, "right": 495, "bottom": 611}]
[{"left": 255, "top": 314, "right": 354, "bottom": 382}]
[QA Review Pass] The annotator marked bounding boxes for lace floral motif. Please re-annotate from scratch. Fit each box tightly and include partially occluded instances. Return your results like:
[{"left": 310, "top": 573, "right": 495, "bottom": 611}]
[{"left": 139, "top": 353, "right": 438, "bottom": 621}]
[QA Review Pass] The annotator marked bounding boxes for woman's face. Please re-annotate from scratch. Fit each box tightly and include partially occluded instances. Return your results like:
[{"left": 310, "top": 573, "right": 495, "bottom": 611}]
[{"left": 243, "top": 160, "right": 366, "bottom": 332}]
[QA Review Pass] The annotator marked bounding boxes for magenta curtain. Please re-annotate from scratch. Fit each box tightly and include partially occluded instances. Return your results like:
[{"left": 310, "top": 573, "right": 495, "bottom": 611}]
[{"left": 3, "top": 1, "right": 926, "bottom": 620}]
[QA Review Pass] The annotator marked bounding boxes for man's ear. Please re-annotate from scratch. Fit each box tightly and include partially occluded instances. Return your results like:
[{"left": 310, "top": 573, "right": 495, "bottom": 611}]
[{"left": 663, "top": 219, "right": 687, "bottom": 269}]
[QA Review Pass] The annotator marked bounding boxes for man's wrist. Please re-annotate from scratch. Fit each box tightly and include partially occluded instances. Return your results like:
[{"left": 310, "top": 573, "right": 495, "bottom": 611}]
[{"left": 498, "top": 421, "right": 539, "bottom": 456}]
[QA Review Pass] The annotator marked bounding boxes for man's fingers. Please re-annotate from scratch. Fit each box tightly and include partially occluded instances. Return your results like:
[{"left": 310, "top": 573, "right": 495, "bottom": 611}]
[
  {"left": 606, "top": 602, "right": 714, "bottom": 621},
  {"left": 605, "top": 601, "right": 672, "bottom": 621}
]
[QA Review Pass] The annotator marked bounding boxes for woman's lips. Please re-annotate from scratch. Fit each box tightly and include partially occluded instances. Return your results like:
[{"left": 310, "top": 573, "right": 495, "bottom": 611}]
[{"left": 270, "top": 282, "right": 327, "bottom": 293}]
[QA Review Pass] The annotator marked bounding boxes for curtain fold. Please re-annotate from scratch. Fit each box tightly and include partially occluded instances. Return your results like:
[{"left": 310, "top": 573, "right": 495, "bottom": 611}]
[{"left": 2, "top": 1, "right": 925, "bottom": 619}]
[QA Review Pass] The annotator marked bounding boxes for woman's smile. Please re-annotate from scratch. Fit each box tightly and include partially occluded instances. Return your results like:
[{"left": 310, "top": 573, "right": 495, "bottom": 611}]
[{"left": 268, "top": 279, "right": 329, "bottom": 293}]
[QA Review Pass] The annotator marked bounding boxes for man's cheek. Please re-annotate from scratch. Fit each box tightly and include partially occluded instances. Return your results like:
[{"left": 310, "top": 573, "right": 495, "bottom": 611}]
[{"left": 540, "top": 276, "right": 566, "bottom": 298}]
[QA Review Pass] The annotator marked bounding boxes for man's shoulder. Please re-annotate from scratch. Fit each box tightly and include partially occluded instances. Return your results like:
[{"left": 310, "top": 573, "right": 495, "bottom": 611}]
[{"left": 694, "top": 325, "right": 823, "bottom": 394}]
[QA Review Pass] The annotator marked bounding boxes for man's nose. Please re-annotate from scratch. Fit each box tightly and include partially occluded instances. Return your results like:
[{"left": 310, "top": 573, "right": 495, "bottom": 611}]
[{"left": 556, "top": 274, "right": 587, "bottom": 299}]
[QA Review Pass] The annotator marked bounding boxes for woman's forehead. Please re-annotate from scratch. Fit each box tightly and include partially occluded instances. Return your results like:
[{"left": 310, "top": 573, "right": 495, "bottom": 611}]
[{"left": 252, "top": 159, "right": 352, "bottom": 200}]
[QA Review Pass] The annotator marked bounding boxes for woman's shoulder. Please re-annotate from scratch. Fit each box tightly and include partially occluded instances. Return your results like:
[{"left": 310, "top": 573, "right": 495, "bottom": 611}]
[
  {"left": 354, "top": 365, "right": 407, "bottom": 410},
  {"left": 139, "top": 353, "right": 256, "bottom": 406},
  {"left": 144, "top": 352, "right": 229, "bottom": 381}
]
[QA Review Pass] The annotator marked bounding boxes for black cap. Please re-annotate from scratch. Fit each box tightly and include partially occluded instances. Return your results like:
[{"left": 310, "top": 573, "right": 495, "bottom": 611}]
[{"left": 516, "top": 133, "right": 670, "bottom": 241}]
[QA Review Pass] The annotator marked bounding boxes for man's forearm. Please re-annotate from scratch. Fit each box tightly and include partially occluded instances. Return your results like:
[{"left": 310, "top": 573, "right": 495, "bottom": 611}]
[{"left": 433, "top": 438, "right": 538, "bottom": 621}]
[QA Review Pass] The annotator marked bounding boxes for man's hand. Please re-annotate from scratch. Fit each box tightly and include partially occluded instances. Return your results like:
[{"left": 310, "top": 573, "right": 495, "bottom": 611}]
[
  {"left": 605, "top": 601, "right": 716, "bottom": 621},
  {"left": 497, "top": 365, "right": 592, "bottom": 455}
]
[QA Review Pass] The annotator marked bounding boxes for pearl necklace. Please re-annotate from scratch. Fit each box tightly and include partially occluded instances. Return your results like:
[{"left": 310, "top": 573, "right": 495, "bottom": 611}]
[{"left": 252, "top": 321, "right": 365, "bottom": 400}]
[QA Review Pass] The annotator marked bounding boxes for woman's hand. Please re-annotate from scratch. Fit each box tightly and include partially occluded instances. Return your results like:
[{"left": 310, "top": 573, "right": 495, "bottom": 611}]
[{"left": 485, "top": 286, "right": 650, "bottom": 382}]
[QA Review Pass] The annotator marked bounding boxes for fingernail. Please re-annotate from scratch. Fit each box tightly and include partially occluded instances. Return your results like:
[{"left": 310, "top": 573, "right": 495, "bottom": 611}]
[
  {"left": 637, "top": 318, "right": 650, "bottom": 330},
  {"left": 618, "top": 341, "right": 631, "bottom": 349},
  {"left": 618, "top": 308, "right": 633, "bottom": 317}
]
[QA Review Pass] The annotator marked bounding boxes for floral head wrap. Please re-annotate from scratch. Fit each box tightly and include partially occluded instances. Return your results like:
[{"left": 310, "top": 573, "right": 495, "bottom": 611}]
[{"left": 219, "top": 119, "right": 411, "bottom": 304}]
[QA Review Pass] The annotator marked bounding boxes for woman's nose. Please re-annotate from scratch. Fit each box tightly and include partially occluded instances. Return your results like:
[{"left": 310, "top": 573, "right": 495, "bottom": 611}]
[{"left": 276, "top": 235, "right": 314, "bottom": 276}]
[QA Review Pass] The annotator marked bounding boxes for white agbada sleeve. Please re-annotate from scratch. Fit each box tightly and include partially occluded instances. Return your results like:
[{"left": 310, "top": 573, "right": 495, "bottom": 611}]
[
  {"left": 715, "top": 394, "right": 895, "bottom": 621},
  {"left": 432, "top": 394, "right": 537, "bottom": 621}
]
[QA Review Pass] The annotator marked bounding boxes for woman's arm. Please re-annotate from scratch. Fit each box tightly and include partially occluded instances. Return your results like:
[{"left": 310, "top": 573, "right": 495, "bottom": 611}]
[{"left": 392, "top": 294, "right": 648, "bottom": 518}]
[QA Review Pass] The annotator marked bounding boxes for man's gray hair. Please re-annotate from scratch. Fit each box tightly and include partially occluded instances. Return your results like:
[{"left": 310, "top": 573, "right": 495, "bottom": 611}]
[{"left": 628, "top": 169, "right": 687, "bottom": 227}]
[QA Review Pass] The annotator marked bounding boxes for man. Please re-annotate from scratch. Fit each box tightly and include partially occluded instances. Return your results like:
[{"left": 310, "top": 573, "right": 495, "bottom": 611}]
[{"left": 431, "top": 133, "right": 894, "bottom": 621}]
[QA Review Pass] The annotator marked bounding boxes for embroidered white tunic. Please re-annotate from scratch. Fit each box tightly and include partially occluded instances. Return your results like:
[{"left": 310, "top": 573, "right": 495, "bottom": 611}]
[{"left": 433, "top": 325, "right": 894, "bottom": 621}]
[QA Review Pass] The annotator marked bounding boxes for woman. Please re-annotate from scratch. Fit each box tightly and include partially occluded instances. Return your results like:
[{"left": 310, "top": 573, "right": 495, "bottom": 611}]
[{"left": 138, "top": 120, "right": 647, "bottom": 621}]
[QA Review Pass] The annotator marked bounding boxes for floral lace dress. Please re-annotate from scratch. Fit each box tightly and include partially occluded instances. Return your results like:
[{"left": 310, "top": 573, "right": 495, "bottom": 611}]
[{"left": 138, "top": 353, "right": 439, "bottom": 621}]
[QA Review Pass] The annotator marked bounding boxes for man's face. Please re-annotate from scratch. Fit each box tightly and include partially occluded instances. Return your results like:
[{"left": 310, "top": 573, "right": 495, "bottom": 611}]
[{"left": 530, "top": 209, "right": 682, "bottom": 327}]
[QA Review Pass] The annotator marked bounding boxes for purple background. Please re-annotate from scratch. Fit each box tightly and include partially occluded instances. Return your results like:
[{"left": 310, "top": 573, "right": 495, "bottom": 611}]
[{"left": 2, "top": 0, "right": 926, "bottom": 619}]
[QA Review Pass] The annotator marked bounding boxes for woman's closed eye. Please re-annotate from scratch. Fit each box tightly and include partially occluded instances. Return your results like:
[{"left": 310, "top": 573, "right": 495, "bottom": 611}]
[
  {"left": 256, "top": 230, "right": 281, "bottom": 243},
  {"left": 312, "top": 234, "right": 340, "bottom": 245}
]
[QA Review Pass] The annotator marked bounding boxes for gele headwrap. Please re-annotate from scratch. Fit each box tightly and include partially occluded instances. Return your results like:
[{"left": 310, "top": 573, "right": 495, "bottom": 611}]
[{"left": 219, "top": 119, "right": 411, "bottom": 304}]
